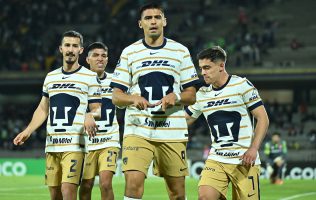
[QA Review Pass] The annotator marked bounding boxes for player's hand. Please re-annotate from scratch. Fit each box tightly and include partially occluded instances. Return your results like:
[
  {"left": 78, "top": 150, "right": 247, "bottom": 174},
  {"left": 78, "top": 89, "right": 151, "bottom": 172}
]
[
  {"left": 84, "top": 113, "right": 98, "bottom": 138},
  {"left": 131, "top": 95, "right": 155, "bottom": 110},
  {"left": 13, "top": 130, "right": 31, "bottom": 146},
  {"left": 241, "top": 147, "right": 257, "bottom": 167},
  {"left": 157, "top": 93, "right": 178, "bottom": 112}
]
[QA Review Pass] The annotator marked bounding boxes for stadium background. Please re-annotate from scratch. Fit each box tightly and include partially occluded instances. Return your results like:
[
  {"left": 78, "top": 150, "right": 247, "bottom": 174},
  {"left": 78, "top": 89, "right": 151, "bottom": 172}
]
[{"left": 0, "top": 0, "right": 315, "bottom": 199}]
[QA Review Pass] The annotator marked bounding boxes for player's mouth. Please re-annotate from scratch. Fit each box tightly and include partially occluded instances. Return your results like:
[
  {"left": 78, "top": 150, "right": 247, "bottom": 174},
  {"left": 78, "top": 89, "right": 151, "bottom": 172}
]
[{"left": 149, "top": 27, "right": 158, "bottom": 31}]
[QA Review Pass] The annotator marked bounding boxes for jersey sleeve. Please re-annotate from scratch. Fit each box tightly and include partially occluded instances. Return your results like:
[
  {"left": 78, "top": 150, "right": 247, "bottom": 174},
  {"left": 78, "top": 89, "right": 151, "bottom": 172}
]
[
  {"left": 241, "top": 78, "right": 263, "bottom": 111},
  {"left": 88, "top": 75, "right": 102, "bottom": 104},
  {"left": 110, "top": 48, "right": 131, "bottom": 92},
  {"left": 185, "top": 102, "right": 203, "bottom": 119},
  {"left": 180, "top": 47, "right": 199, "bottom": 89},
  {"left": 42, "top": 75, "right": 49, "bottom": 98}
]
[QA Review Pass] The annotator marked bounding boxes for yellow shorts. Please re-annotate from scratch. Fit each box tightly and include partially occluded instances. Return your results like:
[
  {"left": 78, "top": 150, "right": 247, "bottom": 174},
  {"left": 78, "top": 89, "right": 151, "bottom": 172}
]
[
  {"left": 199, "top": 159, "right": 260, "bottom": 200},
  {"left": 82, "top": 147, "right": 120, "bottom": 180},
  {"left": 45, "top": 152, "right": 85, "bottom": 186},
  {"left": 122, "top": 136, "right": 188, "bottom": 177}
]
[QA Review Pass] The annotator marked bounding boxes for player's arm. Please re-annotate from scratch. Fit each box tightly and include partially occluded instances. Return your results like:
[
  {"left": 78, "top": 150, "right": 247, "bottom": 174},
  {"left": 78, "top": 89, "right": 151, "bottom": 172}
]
[
  {"left": 112, "top": 87, "right": 155, "bottom": 110},
  {"left": 185, "top": 112, "right": 197, "bottom": 126},
  {"left": 13, "top": 96, "right": 49, "bottom": 145},
  {"left": 160, "top": 86, "right": 196, "bottom": 112},
  {"left": 85, "top": 102, "right": 101, "bottom": 137},
  {"left": 242, "top": 105, "right": 269, "bottom": 166}
]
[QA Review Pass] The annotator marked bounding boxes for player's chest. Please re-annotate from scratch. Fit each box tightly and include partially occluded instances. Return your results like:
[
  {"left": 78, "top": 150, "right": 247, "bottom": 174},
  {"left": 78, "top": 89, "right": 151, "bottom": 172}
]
[{"left": 46, "top": 77, "right": 89, "bottom": 95}]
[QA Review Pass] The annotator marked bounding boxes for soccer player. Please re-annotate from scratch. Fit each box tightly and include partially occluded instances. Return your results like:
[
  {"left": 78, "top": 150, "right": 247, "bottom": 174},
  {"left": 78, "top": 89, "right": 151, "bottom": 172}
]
[
  {"left": 79, "top": 42, "right": 120, "bottom": 200},
  {"left": 13, "top": 30, "right": 102, "bottom": 200},
  {"left": 264, "top": 132, "right": 287, "bottom": 185},
  {"left": 185, "top": 46, "right": 269, "bottom": 200},
  {"left": 110, "top": 3, "right": 199, "bottom": 200}
]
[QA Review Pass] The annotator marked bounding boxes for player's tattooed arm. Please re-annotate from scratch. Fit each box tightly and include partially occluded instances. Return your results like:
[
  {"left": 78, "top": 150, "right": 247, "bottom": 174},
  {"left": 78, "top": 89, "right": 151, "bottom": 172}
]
[
  {"left": 85, "top": 102, "right": 101, "bottom": 137},
  {"left": 13, "top": 96, "right": 49, "bottom": 145}
]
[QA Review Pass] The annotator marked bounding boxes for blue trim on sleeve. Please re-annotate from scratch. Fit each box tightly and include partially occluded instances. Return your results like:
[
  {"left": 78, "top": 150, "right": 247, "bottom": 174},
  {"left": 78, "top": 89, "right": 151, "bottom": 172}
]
[
  {"left": 88, "top": 99, "right": 102, "bottom": 104},
  {"left": 248, "top": 101, "right": 263, "bottom": 111},
  {"left": 42, "top": 92, "right": 49, "bottom": 97},
  {"left": 185, "top": 106, "right": 193, "bottom": 116},
  {"left": 182, "top": 79, "right": 201, "bottom": 89},
  {"left": 110, "top": 82, "right": 128, "bottom": 92}
]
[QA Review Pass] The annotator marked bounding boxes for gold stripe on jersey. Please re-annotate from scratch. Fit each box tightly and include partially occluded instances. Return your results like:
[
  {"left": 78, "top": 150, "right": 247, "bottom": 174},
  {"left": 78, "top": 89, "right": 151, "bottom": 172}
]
[
  {"left": 88, "top": 95, "right": 101, "bottom": 98},
  {"left": 121, "top": 56, "right": 128, "bottom": 60},
  {"left": 162, "top": 48, "right": 185, "bottom": 53},
  {"left": 88, "top": 140, "right": 120, "bottom": 146},
  {"left": 226, "top": 79, "right": 247, "bottom": 87},
  {"left": 132, "top": 56, "right": 181, "bottom": 65},
  {"left": 76, "top": 112, "right": 84, "bottom": 116},
  {"left": 202, "top": 103, "right": 245, "bottom": 112},
  {"left": 242, "top": 88, "right": 255, "bottom": 96},
  {"left": 127, "top": 124, "right": 187, "bottom": 131},
  {"left": 133, "top": 67, "right": 180, "bottom": 76},
  {"left": 48, "top": 90, "right": 88, "bottom": 94},
  {"left": 48, "top": 133, "right": 82, "bottom": 136},
  {"left": 240, "top": 125, "right": 248, "bottom": 128},
  {"left": 180, "top": 77, "right": 199, "bottom": 84},
  {"left": 116, "top": 67, "right": 129, "bottom": 73},
  {"left": 73, "top": 122, "right": 84, "bottom": 126},
  {"left": 127, "top": 48, "right": 147, "bottom": 56},
  {"left": 89, "top": 84, "right": 101, "bottom": 88},
  {"left": 183, "top": 54, "right": 190, "bottom": 58},
  {"left": 111, "top": 79, "right": 130, "bottom": 87},
  {"left": 239, "top": 136, "right": 251, "bottom": 140},
  {"left": 124, "top": 135, "right": 188, "bottom": 142},
  {"left": 80, "top": 102, "right": 87, "bottom": 105},
  {"left": 44, "top": 80, "right": 89, "bottom": 87},
  {"left": 245, "top": 98, "right": 262, "bottom": 105},
  {"left": 181, "top": 66, "right": 195, "bottom": 71},
  {"left": 241, "top": 114, "right": 247, "bottom": 117},
  {"left": 129, "top": 114, "right": 185, "bottom": 119},
  {"left": 197, "top": 94, "right": 240, "bottom": 103},
  {"left": 97, "top": 131, "right": 119, "bottom": 136},
  {"left": 216, "top": 147, "right": 249, "bottom": 150},
  {"left": 101, "top": 94, "right": 112, "bottom": 97},
  {"left": 76, "top": 73, "right": 97, "bottom": 77},
  {"left": 46, "top": 143, "right": 83, "bottom": 147}
]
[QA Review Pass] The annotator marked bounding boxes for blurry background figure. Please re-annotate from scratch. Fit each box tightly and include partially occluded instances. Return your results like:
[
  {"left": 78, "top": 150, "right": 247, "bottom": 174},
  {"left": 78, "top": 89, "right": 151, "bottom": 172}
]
[{"left": 264, "top": 132, "right": 288, "bottom": 185}]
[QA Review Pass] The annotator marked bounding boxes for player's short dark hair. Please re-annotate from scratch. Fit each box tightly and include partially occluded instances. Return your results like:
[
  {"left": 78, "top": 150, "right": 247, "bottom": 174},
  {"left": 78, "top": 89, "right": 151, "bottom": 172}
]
[
  {"left": 86, "top": 42, "right": 108, "bottom": 55},
  {"left": 197, "top": 46, "right": 227, "bottom": 63},
  {"left": 139, "top": 2, "right": 164, "bottom": 19},
  {"left": 61, "top": 30, "right": 83, "bottom": 46},
  {"left": 272, "top": 132, "right": 281, "bottom": 137}
]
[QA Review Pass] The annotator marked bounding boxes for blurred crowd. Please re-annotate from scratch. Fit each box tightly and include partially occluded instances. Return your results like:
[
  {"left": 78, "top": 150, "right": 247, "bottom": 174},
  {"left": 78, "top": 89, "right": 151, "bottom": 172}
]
[{"left": 0, "top": 0, "right": 293, "bottom": 72}]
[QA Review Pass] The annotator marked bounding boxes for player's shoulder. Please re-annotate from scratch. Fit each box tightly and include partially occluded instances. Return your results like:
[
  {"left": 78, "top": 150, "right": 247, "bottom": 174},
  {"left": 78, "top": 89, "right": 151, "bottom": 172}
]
[
  {"left": 165, "top": 38, "right": 188, "bottom": 51},
  {"left": 79, "top": 66, "right": 97, "bottom": 76},
  {"left": 229, "top": 75, "right": 251, "bottom": 86},
  {"left": 123, "top": 39, "right": 143, "bottom": 54},
  {"left": 46, "top": 67, "right": 62, "bottom": 76}
]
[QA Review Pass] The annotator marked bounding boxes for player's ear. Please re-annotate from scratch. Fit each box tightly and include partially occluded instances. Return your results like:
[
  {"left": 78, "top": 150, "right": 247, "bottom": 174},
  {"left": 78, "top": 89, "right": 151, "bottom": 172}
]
[
  {"left": 59, "top": 45, "right": 63, "bottom": 53},
  {"left": 86, "top": 57, "right": 90, "bottom": 65},
  {"left": 79, "top": 47, "right": 84, "bottom": 54},
  {"left": 138, "top": 20, "right": 143, "bottom": 29},
  {"left": 163, "top": 17, "right": 167, "bottom": 27}
]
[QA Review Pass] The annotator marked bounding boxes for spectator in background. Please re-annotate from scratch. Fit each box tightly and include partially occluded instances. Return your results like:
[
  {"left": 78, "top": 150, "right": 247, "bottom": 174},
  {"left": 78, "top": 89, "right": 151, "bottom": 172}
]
[{"left": 264, "top": 132, "right": 287, "bottom": 185}]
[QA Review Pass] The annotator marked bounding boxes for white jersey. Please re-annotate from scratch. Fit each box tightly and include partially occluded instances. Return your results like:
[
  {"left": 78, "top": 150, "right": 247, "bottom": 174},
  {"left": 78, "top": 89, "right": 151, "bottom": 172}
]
[
  {"left": 110, "top": 38, "right": 199, "bottom": 142},
  {"left": 42, "top": 66, "right": 101, "bottom": 153},
  {"left": 87, "top": 73, "right": 120, "bottom": 151},
  {"left": 186, "top": 75, "right": 263, "bottom": 164}
]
